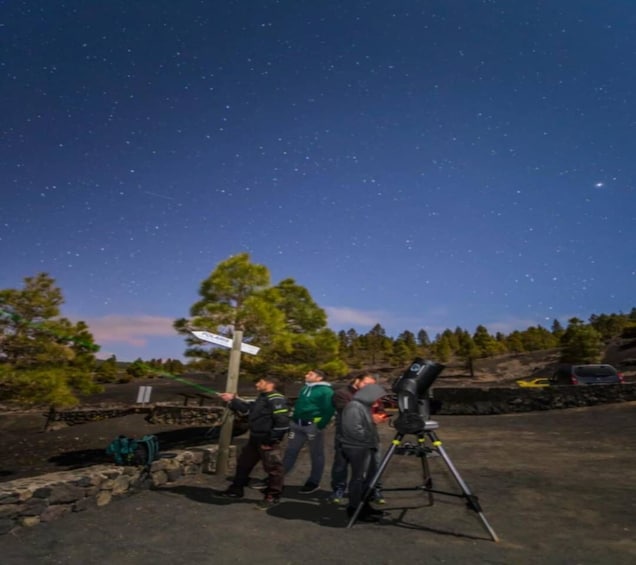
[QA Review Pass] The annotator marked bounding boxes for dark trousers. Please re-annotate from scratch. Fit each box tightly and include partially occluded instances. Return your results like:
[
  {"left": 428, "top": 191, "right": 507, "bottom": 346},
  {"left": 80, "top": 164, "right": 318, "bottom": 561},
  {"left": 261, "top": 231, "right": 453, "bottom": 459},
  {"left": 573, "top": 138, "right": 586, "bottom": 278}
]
[
  {"left": 342, "top": 445, "right": 377, "bottom": 510},
  {"left": 331, "top": 437, "right": 348, "bottom": 491},
  {"left": 332, "top": 438, "right": 382, "bottom": 492},
  {"left": 233, "top": 437, "right": 284, "bottom": 497}
]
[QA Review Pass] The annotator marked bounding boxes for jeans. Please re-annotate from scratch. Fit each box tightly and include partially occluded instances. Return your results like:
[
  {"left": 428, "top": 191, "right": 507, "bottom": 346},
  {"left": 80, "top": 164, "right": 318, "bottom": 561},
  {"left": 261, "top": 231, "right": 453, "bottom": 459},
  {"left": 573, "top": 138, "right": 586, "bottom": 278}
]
[
  {"left": 342, "top": 445, "right": 377, "bottom": 510},
  {"left": 330, "top": 437, "right": 348, "bottom": 491},
  {"left": 283, "top": 421, "right": 325, "bottom": 485},
  {"left": 332, "top": 437, "right": 382, "bottom": 492}
]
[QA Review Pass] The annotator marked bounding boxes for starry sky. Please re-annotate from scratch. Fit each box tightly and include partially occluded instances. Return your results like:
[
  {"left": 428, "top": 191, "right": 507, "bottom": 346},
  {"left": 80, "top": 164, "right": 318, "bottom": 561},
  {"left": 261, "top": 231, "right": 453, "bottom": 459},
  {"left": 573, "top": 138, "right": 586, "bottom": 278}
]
[{"left": 2, "top": 1, "right": 635, "bottom": 362}]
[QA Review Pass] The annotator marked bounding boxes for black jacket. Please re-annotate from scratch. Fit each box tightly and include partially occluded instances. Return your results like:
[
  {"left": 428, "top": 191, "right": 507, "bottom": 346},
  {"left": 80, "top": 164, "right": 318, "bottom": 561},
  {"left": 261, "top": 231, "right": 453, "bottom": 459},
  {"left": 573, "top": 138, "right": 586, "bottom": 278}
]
[
  {"left": 229, "top": 391, "right": 290, "bottom": 444},
  {"left": 332, "top": 384, "right": 356, "bottom": 438}
]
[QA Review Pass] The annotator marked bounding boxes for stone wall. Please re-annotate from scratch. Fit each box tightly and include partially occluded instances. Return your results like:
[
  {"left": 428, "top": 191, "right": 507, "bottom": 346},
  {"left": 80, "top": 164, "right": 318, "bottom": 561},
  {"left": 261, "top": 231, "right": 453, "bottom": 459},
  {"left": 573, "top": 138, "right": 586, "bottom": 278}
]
[
  {"left": 0, "top": 443, "right": 234, "bottom": 535},
  {"left": 44, "top": 404, "right": 227, "bottom": 428},
  {"left": 44, "top": 405, "right": 148, "bottom": 428},
  {"left": 145, "top": 404, "right": 225, "bottom": 425},
  {"left": 434, "top": 382, "right": 636, "bottom": 415}
]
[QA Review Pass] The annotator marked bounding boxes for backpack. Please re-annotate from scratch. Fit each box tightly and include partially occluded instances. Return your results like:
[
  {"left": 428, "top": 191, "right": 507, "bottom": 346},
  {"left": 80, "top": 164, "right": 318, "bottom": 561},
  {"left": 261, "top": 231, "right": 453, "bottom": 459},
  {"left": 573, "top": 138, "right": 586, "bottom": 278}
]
[
  {"left": 106, "top": 435, "right": 137, "bottom": 465},
  {"left": 106, "top": 434, "right": 159, "bottom": 466},
  {"left": 134, "top": 435, "right": 160, "bottom": 466}
]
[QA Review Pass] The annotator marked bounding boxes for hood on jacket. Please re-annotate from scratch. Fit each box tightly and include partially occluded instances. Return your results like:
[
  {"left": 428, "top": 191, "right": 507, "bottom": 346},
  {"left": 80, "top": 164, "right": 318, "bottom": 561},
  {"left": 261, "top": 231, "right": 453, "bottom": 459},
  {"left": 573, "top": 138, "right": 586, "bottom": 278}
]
[
  {"left": 301, "top": 381, "right": 332, "bottom": 395},
  {"left": 353, "top": 383, "right": 387, "bottom": 406}
]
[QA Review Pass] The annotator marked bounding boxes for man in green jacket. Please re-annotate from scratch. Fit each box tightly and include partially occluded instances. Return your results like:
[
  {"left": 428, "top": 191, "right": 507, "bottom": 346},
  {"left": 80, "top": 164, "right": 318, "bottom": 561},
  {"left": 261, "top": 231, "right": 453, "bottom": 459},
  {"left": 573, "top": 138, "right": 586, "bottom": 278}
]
[{"left": 283, "top": 369, "right": 335, "bottom": 493}]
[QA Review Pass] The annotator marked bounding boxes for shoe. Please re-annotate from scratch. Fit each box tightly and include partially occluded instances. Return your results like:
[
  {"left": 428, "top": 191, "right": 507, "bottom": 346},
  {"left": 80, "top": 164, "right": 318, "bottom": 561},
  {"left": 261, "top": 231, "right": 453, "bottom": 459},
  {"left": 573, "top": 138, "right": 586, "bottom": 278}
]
[
  {"left": 364, "top": 505, "right": 386, "bottom": 517},
  {"left": 256, "top": 495, "right": 280, "bottom": 509},
  {"left": 371, "top": 488, "right": 386, "bottom": 504},
  {"left": 346, "top": 506, "right": 380, "bottom": 523},
  {"left": 250, "top": 478, "right": 268, "bottom": 491},
  {"left": 299, "top": 481, "right": 320, "bottom": 494},
  {"left": 218, "top": 486, "right": 244, "bottom": 498},
  {"left": 329, "top": 487, "right": 346, "bottom": 504}
]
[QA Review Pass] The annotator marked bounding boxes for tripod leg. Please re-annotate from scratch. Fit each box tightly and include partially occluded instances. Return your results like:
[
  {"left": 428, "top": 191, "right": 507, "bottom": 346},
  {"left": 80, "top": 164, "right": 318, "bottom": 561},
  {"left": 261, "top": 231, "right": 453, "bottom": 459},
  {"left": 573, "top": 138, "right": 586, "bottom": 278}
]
[
  {"left": 346, "top": 434, "right": 401, "bottom": 528},
  {"left": 418, "top": 435, "right": 434, "bottom": 506},
  {"left": 427, "top": 431, "right": 499, "bottom": 542}
]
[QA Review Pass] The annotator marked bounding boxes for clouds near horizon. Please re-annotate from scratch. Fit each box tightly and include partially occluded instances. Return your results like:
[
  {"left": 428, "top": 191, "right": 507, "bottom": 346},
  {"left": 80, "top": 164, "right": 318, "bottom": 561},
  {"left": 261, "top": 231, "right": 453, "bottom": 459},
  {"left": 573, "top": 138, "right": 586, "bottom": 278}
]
[{"left": 82, "top": 315, "right": 176, "bottom": 347}]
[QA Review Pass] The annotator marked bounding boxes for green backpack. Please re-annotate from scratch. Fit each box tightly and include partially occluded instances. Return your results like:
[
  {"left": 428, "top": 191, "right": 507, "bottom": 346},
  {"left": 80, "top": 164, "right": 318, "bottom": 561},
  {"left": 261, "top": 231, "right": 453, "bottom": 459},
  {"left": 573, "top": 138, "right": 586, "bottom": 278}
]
[{"left": 106, "top": 435, "right": 159, "bottom": 466}]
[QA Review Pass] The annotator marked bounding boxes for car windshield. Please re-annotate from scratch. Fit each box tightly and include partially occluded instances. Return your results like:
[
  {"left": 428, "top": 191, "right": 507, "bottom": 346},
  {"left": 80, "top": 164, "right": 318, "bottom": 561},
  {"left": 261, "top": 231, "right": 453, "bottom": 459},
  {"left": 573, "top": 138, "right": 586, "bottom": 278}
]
[{"left": 574, "top": 366, "right": 616, "bottom": 377}]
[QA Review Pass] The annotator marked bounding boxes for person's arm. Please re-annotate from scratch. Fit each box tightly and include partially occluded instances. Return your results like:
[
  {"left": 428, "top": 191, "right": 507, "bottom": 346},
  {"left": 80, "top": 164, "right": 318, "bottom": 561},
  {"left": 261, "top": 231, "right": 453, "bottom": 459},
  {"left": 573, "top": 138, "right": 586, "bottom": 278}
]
[
  {"left": 267, "top": 394, "right": 290, "bottom": 443},
  {"left": 371, "top": 400, "right": 389, "bottom": 424},
  {"left": 218, "top": 392, "right": 251, "bottom": 415},
  {"left": 315, "top": 387, "right": 335, "bottom": 429}
]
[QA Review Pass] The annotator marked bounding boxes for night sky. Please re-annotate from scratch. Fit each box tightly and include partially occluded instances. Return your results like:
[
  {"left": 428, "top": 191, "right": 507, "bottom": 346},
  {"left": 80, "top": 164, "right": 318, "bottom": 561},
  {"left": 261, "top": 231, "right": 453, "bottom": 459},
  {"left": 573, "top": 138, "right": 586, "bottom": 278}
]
[{"left": 2, "top": 1, "right": 635, "bottom": 361}]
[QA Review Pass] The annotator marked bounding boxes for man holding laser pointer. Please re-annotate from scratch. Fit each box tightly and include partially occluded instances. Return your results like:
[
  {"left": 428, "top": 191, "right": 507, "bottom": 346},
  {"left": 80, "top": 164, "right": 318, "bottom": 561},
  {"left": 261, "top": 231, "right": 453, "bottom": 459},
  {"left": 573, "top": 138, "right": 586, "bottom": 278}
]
[{"left": 217, "top": 376, "right": 290, "bottom": 508}]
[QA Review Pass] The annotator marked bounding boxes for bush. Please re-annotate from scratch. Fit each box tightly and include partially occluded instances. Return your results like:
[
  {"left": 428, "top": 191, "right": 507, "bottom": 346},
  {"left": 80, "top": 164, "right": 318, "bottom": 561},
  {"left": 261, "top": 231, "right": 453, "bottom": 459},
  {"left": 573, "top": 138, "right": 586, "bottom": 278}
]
[{"left": 0, "top": 367, "right": 79, "bottom": 408}]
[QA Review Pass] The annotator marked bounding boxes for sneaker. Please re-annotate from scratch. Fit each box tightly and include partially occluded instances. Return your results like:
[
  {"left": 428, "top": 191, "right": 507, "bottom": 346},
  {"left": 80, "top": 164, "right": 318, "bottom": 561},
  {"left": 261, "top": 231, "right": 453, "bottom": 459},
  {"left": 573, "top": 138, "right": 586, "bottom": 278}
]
[
  {"left": 217, "top": 485, "right": 244, "bottom": 498},
  {"left": 249, "top": 478, "right": 268, "bottom": 491},
  {"left": 256, "top": 495, "right": 280, "bottom": 509},
  {"left": 371, "top": 488, "right": 385, "bottom": 504},
  {"left": 364, "top": 504, "right": 387, "bottom": 517},
  {"left": 329, "top": 487, "right": 346, "bottom": 504},
  {"left": 346, "top": 506, "right": 383, "bottom": 523},
  {"left": 299, "top": 481, "right": 320, "bottom": 494}
]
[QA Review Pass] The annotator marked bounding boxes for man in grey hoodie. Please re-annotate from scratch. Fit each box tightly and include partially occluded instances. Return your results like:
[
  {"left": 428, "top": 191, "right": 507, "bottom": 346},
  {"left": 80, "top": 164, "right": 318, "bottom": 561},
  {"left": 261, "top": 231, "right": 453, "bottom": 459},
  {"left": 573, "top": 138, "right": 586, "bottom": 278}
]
[{"left": 341, "top": 383, "right": 388, "bottom": 522}]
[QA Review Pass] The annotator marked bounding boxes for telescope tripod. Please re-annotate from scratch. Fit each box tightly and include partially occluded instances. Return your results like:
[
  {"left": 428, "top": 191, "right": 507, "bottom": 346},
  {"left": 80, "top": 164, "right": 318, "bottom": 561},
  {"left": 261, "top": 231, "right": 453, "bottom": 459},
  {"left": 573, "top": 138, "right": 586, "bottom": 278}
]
[{"left": 346, "top": 420, "right": 499, "bottom": 542}]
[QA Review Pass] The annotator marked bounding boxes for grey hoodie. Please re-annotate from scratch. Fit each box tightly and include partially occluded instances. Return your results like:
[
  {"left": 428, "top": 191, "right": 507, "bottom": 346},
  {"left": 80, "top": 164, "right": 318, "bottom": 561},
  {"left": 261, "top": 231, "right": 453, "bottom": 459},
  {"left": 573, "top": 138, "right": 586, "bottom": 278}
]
[{"left": 340, "top": 384, "right": 387, "bottom": 449}]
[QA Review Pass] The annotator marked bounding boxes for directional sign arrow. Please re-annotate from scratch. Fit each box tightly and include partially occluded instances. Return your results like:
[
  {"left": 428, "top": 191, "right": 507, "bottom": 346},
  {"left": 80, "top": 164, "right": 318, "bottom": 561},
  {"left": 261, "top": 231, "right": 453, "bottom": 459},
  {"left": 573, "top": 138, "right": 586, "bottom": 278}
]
[{"left": 191, "top": 330, "right": 260, "bottom": 355}]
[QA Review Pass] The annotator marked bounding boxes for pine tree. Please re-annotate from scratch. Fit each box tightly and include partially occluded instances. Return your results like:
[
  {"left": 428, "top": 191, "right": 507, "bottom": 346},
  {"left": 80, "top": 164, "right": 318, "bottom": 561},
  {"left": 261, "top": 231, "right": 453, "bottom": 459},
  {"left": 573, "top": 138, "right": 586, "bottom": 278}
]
[
  {"left": 96, "top": 355, "right": 119, "bottom": 383},
  {"left": 560, "top": 318, "right": 604, "bottom": 363},
  {"left": 176, "top": 253, "right": 347, "bottom": 379},
  {"left": 0, "top": 273, "right": 100, "bottom": 406}
]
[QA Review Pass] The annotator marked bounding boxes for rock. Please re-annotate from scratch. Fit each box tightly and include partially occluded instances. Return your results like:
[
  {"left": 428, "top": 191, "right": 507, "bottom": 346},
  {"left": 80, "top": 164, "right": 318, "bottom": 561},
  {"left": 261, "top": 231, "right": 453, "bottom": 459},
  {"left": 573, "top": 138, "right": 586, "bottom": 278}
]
[
  {"left": 95, "top": 491, "right": 112, "bottom": 506},
  {"left": 40, "top": 505, "right": 70, "bottom": 522},
  {"left": 48, "top": 484, "right": 85, "bottom": 504}
]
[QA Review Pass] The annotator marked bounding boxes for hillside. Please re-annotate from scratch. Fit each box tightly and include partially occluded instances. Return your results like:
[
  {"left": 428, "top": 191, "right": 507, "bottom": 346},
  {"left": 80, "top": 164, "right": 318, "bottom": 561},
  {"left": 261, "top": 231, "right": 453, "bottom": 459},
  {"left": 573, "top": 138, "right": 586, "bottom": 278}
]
[{"left": 371, "top": 336, "right": 636, "bottom": 388}]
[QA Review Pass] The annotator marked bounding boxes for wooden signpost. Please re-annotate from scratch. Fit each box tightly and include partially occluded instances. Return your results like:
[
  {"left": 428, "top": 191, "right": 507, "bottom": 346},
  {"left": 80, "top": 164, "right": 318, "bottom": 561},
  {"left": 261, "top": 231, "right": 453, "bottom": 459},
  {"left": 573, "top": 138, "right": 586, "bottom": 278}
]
[{"left": 191, "top": 330, "right": 260, "bottom": 476}]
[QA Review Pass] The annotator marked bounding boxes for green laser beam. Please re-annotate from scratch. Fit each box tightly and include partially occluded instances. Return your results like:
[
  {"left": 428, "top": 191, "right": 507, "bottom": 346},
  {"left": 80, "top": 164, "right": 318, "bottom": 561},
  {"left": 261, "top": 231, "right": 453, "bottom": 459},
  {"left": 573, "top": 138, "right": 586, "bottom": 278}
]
[{"left": 139, "top": 364, "right": 220, "bottom": 395}]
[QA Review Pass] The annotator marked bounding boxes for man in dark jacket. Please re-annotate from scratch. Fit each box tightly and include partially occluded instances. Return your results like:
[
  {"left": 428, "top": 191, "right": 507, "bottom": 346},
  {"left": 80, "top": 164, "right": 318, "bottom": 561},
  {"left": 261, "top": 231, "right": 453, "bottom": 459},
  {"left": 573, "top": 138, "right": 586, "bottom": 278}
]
[
  {"left": 218, "top": 376, "right": 290, "bottom": 507},
  {"left": 341, "top": 383, "right": 388, "bottom": 522}
]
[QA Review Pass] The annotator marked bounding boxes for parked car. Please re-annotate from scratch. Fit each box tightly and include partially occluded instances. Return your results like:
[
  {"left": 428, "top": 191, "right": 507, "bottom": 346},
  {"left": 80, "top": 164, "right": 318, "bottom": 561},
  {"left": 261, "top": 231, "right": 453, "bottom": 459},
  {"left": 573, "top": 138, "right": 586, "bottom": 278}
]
[
  {"left": 516, "top": 377, "right": 551, "bottom": 388},
  {"left": 550, "top": 364, "right": 624, "bottom": 386}
]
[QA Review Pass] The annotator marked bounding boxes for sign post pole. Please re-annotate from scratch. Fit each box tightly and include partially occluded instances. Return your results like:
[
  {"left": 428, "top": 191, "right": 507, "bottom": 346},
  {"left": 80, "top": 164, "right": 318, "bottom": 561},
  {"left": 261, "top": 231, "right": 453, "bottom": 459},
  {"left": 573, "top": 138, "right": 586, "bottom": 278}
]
[
  {"left": 215, "top": 330, "right": 243, "bottom": 477},
  {"left": 189, "top": 330, "right": 259, "bottom": 476}
]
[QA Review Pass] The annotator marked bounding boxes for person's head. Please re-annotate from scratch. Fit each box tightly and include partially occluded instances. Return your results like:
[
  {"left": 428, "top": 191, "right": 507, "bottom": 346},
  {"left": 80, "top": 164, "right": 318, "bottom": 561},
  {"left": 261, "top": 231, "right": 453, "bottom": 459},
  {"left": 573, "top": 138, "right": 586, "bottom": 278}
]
[
  {"left": 351, "top": 371, "right": 377, "bottom": 390},
  {"left": 256, "top": 376, "right": 279, "bottom": 393},
  {"left": 305, "top": 369, "right": 327, "bottom": 383}
]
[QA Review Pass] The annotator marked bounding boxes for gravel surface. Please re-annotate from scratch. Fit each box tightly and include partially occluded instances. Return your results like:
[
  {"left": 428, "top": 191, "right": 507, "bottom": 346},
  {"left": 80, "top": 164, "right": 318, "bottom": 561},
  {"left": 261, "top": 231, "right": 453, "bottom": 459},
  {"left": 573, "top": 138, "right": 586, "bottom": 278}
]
[{"left": 1, "top": 401, "right": 635, "bottom": 564}]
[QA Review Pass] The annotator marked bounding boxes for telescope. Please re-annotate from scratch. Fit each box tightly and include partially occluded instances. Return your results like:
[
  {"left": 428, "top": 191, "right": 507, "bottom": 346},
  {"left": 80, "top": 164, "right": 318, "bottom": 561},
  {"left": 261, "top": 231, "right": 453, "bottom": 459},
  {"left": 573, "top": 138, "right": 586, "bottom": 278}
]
[
  {"left": 347, "top": 356, "right": 500, "bottom": 542},
  {"left": 391, "top": 357, "right": 445, "bottom": 435}
]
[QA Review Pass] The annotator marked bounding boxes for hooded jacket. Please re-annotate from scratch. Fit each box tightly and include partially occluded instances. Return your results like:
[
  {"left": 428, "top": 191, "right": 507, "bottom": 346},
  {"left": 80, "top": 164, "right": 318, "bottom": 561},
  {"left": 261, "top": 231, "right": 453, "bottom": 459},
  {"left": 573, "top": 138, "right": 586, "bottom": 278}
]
[
  {"left": 292, "top": 381, "right": 335, "bottom": 429},
  {"left": 341, "top": 383, "right": 387, "bottom": 449}
]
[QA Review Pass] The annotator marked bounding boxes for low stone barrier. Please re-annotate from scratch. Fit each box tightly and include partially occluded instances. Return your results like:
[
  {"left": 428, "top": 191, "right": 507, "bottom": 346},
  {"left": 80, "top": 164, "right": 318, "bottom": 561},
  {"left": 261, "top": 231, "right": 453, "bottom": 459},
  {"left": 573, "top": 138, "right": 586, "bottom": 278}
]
[
  {"left": 45, "top": 404, "right": 228, "bottom": 427},
  {"left": 146, "top": 404, "right": 225, "bottom": 425},
  {"left": 0, "top": 444, "right": 235, "bottom": 535},
  {"left": 434, "top": 382, "right": 636, "bottom": 415},
  {"left": 44, "top": 405, "right": 149, "bottom": 428}
]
